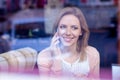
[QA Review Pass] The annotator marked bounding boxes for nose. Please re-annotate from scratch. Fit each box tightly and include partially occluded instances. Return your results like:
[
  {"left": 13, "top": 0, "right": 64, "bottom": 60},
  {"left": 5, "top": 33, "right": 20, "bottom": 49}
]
[{"left": 65, "top": 28, "right": 72, "bottom": 36}]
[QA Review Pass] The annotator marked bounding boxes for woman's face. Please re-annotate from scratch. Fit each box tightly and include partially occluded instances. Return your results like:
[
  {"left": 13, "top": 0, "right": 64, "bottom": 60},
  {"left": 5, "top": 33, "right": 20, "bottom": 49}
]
[{"left": 58, "top": 14, "right": 82, "bottom": 47}]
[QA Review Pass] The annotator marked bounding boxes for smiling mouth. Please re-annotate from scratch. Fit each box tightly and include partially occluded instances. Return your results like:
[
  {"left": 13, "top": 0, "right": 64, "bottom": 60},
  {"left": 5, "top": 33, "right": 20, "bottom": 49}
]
[{"left": 63, "top": 37, "right": 73, "bottom": 42}]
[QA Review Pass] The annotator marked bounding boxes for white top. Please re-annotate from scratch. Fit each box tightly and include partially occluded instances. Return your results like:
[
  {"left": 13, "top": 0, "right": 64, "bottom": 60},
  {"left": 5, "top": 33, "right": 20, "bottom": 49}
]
[{"left": 61, "top": 57, "right": 90, "bottom": 76}]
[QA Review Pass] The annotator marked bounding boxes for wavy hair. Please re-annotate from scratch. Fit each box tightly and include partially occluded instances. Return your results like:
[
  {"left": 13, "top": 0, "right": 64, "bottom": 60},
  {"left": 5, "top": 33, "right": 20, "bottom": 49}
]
[{"left": 53, "top": 7, "right": 90, "bottom": 61}]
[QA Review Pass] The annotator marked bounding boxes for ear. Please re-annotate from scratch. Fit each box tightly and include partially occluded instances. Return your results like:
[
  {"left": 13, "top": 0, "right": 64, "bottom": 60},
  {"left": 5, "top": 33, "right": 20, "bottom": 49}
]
[{"left": 79, "top": 32, "right": 82, "bottom": 36}]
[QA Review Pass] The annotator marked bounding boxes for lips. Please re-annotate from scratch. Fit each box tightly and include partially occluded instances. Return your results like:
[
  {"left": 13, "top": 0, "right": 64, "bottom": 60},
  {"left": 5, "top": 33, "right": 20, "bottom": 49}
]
[{"left": 63, "top": 37, "right": 73, "bottom": 42}]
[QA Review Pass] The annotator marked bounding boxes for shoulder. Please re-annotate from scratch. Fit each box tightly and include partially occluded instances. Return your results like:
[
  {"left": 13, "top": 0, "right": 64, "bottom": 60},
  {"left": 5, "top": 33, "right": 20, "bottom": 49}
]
[
  {"left": 38, "top": 47, "right": 52, "bottom": 58},
  {"left": 37, "top": 47, "right": 52, "bottom": 66},
  {"left": 85, "top": 46, "right": 100, "bottom": 59},
  {"left": 86, "top": 46, "right": 100, "bottom": 78}
]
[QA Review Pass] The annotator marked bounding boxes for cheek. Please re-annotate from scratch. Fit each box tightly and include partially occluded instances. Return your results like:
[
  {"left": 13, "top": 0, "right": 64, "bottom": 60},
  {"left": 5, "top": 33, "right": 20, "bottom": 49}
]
[
  {"left": 58, "top": 29, "right": 66, "bottom": 35},
  {"left": 73, "top": 31, "right": 81, "bottom": 37}
]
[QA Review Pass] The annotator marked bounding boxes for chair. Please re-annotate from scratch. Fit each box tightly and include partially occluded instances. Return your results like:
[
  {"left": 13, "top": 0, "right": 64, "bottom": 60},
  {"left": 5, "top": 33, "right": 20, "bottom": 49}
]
[
  {"left": 112, "top": 64, "right": 120, "bottom": 80},
  {"left": 0, "top": 47, "right": 37, "bottom": 73},
  {"left": 0, "top": 56, "right": 9, "bottom": 71}
]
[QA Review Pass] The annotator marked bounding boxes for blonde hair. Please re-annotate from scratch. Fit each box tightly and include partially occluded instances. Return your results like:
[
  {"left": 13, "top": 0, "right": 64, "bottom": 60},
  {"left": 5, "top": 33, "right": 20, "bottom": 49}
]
[{"left": 53, "top": 7, "right": 90, "bottom": 61}]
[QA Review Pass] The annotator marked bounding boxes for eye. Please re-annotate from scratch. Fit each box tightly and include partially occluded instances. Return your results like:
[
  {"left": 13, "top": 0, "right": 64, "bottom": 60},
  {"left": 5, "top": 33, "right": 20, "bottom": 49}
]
[
  {"left": 59, "top": 25, "right": 67, "bottom": 29},
  {"left": 71, "top": 25, "right": 79, "bottom": 30}
]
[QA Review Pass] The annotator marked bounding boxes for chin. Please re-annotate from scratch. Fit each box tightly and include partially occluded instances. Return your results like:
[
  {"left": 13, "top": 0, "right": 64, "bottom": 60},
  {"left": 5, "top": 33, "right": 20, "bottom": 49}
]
[
  {"left": 62, "top": 42, "right": 73, "bottom": 47},
  {"left": 60, "top": 38, "right": 74, "bottom": 47}
]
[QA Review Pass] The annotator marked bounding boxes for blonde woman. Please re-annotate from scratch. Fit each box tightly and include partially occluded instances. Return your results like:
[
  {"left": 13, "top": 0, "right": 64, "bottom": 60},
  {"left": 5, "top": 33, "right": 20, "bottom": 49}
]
[{"left": 37, "top": 7, "right": 100, "bottom": 79}]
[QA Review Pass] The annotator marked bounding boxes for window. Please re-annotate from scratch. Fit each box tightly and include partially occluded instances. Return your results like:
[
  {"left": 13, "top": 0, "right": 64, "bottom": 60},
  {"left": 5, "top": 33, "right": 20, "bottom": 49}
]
[
  {"left": 86, "top": 0, "right": 114, "bottom": 5},
  {"left": 65, "top": 0, "right": 114, "bottom": 6},
  {"left": 79, "top": 0, "right": 114, "bottom": 6}
]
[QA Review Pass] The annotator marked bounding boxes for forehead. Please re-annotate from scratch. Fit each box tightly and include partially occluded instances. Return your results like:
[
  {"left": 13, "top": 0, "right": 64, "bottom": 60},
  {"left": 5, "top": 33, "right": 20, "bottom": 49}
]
[{"left": 59, "top": 14, "right": 80, "bottom": 25}]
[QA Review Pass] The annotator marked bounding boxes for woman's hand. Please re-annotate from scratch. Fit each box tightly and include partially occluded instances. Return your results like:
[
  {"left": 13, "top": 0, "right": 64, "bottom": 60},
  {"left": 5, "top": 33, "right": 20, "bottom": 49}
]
[
  {"left": 50, "top": 32, "right": 61, "bottom": 58},
  {"left": 50, "top": 32, "right": 62, "bottom": 75}
]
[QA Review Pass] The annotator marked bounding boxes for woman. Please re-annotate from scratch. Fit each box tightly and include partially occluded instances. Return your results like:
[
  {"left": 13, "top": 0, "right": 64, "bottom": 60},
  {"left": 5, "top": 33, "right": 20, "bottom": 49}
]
[{"left": 37, "top": 7, "right": 100, "bottom": 79}]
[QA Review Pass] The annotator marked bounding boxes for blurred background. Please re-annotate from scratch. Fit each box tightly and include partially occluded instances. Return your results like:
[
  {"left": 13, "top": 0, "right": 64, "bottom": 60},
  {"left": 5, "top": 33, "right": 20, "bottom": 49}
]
[{"left": 0, "top": 0, "right": 119, "bottom": 79}]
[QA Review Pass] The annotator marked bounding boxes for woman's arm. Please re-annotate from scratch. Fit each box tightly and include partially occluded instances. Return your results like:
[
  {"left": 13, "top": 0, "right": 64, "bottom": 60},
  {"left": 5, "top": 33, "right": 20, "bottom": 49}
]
[
  {"left": 87, "top": 46, "right": 100, "bottom": 79},
  {"left": 91, "top": 50, "right": 100, "bottom": 78},
  {"left": 37, "top": 32, "right": 62, "bottom": 75},
  {"left": 37, "top": 48, "right": 52, "bottom": 74}
]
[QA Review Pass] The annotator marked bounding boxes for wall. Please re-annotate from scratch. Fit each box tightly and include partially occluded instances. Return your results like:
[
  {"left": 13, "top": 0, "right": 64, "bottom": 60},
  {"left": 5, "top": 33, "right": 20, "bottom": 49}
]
[
  {"left": 44, "top": 5, "right": 117, "bottom": 34},
  {"left": 80, "top": 5, "right": 117, "bottom": 29}
]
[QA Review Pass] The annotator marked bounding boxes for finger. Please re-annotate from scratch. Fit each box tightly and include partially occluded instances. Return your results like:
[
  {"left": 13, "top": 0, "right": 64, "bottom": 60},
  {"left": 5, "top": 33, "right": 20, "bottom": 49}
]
[
  {"left": 51, "top": 45, "right": 62, "bottom": 58},
  {"left": 54, "top": 39, "right": 60, "bottom": 45},
  {"left": 51, "top": 39, "right": 60, "bottom": 49},
  {"left": 51, "top": 36, "right": 59, "bottom": 46},
  {"left": 53, "top": 32, "right": 58, "bottom": 39},
  {"left": 51, "top": 33, "right": 58, "bottom": 43},
  {"left": 52, "top": 36, "right": 59, "bottom": 41},
  {"left": 56, "top": 46, "right": 61, "bottom": 56}
]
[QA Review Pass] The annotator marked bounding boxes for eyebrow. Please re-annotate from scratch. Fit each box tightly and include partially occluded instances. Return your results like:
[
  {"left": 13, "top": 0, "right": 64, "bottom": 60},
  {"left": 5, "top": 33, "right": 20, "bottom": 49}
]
[{"left": 59, "top": 24, "right": 79, "bottom": 26}]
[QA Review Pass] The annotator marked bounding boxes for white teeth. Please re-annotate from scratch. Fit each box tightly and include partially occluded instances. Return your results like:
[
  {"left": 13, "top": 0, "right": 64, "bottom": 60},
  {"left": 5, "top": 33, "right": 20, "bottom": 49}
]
[{"left": 64, "top": 38, "right": 72, "bottom": 42}]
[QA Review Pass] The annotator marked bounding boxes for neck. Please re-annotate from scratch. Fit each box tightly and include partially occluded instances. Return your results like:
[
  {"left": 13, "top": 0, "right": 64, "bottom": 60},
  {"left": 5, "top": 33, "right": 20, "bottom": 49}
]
[
  {"left": 60, "top": 45, "right": 80, "bottom": 64},
  {"left": 60, "top": 44, "right": 79, "bottom": 56}
]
